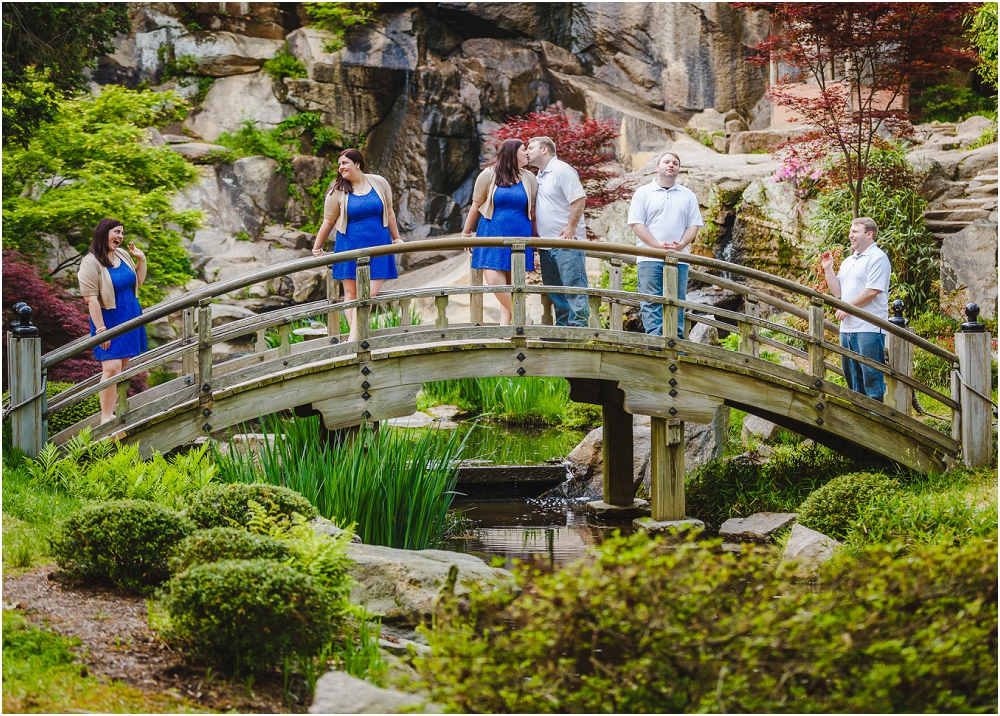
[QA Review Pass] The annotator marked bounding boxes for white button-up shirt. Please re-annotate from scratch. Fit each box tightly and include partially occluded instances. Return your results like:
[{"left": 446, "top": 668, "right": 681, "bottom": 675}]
[
  {"left": 534, "top": 157, "right": 587, "bottom": 241},
  {"left": 627, "top": 180, "right": 703, "bottom": 263},
  {"left": 837, "top": 243, "right": 891, "bottom": 333}
]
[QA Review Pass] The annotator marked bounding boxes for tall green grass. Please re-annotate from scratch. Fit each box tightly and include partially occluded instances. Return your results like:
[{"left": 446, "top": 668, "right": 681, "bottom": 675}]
[
  {"left": 421, "top": 377, "right": 574, "bottom": 425},
  {"left": 214, "top": 416, "right": 465, "bottom": 550}
]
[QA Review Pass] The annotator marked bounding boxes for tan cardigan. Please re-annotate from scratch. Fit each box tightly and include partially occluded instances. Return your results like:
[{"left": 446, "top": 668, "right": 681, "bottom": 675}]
[
  {"left": 472, "top": 167, "right": 537, "bottom": 220},
  {"left": 323, "top": 174, "right": 394, "bottom": 235},
  {"left": 78, "top": 248, "right": 139, "bottom": 310}
]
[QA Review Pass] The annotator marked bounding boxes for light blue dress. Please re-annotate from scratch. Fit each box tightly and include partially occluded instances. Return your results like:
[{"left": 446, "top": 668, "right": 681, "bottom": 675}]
[
  {"left": 332, "top": 190, "right": 398, "bottom": 281},
  {"left": 471, "top": 182, "right": 535, "bottom": 272},
  {"left": 91, "top": 260, "right": 147, "bottom": 361}
]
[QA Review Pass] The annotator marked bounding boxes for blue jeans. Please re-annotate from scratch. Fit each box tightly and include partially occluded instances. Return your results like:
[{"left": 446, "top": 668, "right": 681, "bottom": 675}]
[
  {"left": 840, "top": 332, "right": 886, "bottom": 402},
  {"left": 637, "top": 261, "right": 688, "bottom": 339},
  {"left": 539, "top": 248, "right": 590, "bottom": 327}
]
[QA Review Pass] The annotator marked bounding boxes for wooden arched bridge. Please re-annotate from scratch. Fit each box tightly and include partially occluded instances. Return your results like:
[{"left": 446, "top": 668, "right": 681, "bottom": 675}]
[{"left": 6, "top": 238, "right": 993, "bottom": 524}]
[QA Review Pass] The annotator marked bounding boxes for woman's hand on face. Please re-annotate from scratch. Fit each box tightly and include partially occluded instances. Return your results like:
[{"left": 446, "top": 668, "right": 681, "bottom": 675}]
[{"left": 127, "top": 241, "right": 145, "bottom": 262}]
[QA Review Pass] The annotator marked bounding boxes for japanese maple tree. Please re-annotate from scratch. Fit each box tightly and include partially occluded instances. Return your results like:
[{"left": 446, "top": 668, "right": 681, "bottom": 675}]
[
  {"left": 743, "top": 3, "right": 976, "bottom": 217},
  {"left": 489, "top": 105, "right": 633, "bottom": 212}
]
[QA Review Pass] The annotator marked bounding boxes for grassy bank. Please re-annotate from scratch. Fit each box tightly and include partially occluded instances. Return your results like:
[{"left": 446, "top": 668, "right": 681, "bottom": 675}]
[{"left": 420, "top": 377, "right": 602, "bottom": 429}]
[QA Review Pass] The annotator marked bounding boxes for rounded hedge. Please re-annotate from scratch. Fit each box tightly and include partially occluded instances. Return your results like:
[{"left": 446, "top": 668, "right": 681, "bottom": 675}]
[
  {"left": 797, "top": 472, "right": 901, "bottom": 540},
  {"left": 169, "top": 527, "right": 291, "bottom": 574},
  {"left": 185, "top": 483, "right": 317, "bottom": 529},
  {"left": 51, "top": 500, "right": 194, "bottom": 591},
  {"left": 162, "top": 559, "right": 338, "bottom": 674}
]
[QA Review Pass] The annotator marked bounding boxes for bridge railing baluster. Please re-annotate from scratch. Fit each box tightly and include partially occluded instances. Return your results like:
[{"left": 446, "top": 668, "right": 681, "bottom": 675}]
[
  {"left": 276, "top": 323, "right": 292, "bottom": 358},
  {"left": 399, "top": 298, "right": 412, "bottom": 327},
  {"left": 326, "top": 275, "right": 342, "bottom": 340},
  {"left": 510, "top": 243, "right": 527, "bottom": 330},
  {"left": 197, "top": 300, "right": 213, "bottom": 427},
  {"left": 541, "top": 295, "right": 555, "bottom": 326},
  {"left": 182, "top": 308, "right": 196, "bottom": 375},
  {"left": 470, "top": 268, "right": 484, "bottom": 324},
  {"left": 356, "top": 258, "right": 371, "bottom": 360},
  {"left": 435, "top": 295, "right": 449, "bottom": 329},
  {"left": 739, "top": 295, "right": 760, "bottom": 357},
  {"left": 609, "top": 259, "right": 624, "bottom": 330},
  {"left": 662, "top": 257, "right": 678, "bottom": 340},
  {"left": 885, "top": 300, "right": 914, "bottom": 415},
  {"left": 808, "top": 298, "right": 826, "bottom": 381},
  {"left": 587, "top": 295, "right": 602, "bottom": 329}
]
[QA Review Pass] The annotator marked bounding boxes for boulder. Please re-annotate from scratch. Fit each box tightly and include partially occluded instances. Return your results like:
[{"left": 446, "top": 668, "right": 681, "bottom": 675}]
[
  {"left": 309, "top": 516, "right": 362, "bottom": 544},
  {"left": 97, "top": 27, "right": 177, "bottom": 86},
  {"left": 940, "top": 220, "right": 999, "bottom": 320},
  {"left": 171, "top": 31, "right": 284, "bottom": 76},
  {"left": 184, "top": 72, "right": 296, "bottom": 142},
  {"left": 167, "top": 142, "right": 231, "bottom": 163},
  {"left": 719, "top": 512, "right": 796, "bottom": 543},
  {"left": 291, "top": 154, "right": 333, "bottom": 188},
  {"left": 728, "top": 129, "right": 794, "bottom": 155},
  {"left": 956, "top": 114, "right": 996, "bottom": 137},
  {"left": 742, "top": 414, "right": 781, "bottom": 442},
  {"left": 687, "top": 108, "right": 727, "bottom": 133},
  {"left": 725, "top": 118, "right": 748, "bottom": 135},
  {"left": 207, "top": 303, "right": 256, "bottom": 328},
  {"left": 344, "top": 542, "right": 515, "bottom": 623},
  {"left": 780, "top": 523, "right": 840, "bottom": 578},
  {"left": 310, "top": 671, "right": 441, "bottom": 714}
]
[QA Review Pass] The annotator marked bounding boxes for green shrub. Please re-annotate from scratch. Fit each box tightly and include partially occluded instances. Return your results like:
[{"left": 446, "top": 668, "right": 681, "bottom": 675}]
[
  {"left": 185, "top": 482, "right": 317, "bottom": 529},
  {"left": 797, "top": 471, "right": 901, "bottom": 540},
  {"left": 162, "top": 559, "right": 339, "bottom": 674},
  {"left": 303, "top": 2, "right": 375, "bottom": 53},
  {"left": 169, "top": 527, "right": 291, "bottom": 574},
  {"left": 911, "top": 84, "right": 995, "bottom": 122},
  {"left": 51, "top": 500, "right": 193, "bottom": 591},
  {"left": 417, "top": 531, "right": 998, "bottom": 713},
  {"left": 685, "top": 442, "right": 863, "bottom": 529},
  {"left": 262, "top": 46, "right": 307, "bottom": 81},
  {"left": 45, "top": 382, "right": 100, "bottom": 435}
]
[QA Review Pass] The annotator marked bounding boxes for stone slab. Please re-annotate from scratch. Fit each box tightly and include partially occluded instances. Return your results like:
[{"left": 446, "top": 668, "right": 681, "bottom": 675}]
[
  {"left": 719, "top": 512, "right": 797, "bottom": 543},
  {"left": 310, "top": 670, "right": 441, "bottom": 714},
  {"left": 633, "top": 517, "right": 705, "bottom": 538},
  {"left": 585, "top": 498, "right": 650, "bottom": 517}
]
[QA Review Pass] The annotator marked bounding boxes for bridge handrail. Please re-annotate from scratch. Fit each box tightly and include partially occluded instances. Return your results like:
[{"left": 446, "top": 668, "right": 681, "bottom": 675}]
[{"left": 38, "top": 237, "right": 958, "bottom": 370}]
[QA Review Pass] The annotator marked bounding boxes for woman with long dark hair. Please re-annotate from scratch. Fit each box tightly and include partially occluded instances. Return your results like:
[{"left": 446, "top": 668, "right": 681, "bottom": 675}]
[
  {"left": 312, "top": 149, "right": 404, "bottom": 342},
  {"left": 77, "top": 218, "right": 148, "bottom": 424},
  {"left": 462, "top": 138, "right": 537, "bottom": 325}
]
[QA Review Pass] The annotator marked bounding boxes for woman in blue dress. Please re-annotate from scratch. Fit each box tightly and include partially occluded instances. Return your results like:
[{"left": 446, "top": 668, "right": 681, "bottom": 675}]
[
  {"left": 312, "top": 149, "right": 403, "bottom": 342},
  {"left": 77, "top": 218, "right": 148, "bottom": 424},
  {"left": 462, "top": 138, "right": 537, "bottom": 326}
]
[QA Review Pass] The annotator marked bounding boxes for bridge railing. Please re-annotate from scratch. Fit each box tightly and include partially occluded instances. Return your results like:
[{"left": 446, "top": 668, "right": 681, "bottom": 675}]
[{"left": 6, "top": 237, "right": 990, "bottom": 466}]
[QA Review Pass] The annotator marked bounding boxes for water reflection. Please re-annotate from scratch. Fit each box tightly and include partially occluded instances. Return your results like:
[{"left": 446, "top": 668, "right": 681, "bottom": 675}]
[
  {"left": 393, "top": 422, "right": 585, "bottom": 466},
  {"left": 444, "top": 497, "right": 635, "bottom": 571}
]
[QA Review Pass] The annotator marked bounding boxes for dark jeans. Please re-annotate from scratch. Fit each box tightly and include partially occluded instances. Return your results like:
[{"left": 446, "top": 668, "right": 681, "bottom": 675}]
[
  {"left": 539, "top": 248, "right": 590, "bottom": 327},
  {"left": 637, "top": 261, "right": 688, "bottom": 339},
  {"left": 840, "top": 331, "right": 886, "bottom": 402}
]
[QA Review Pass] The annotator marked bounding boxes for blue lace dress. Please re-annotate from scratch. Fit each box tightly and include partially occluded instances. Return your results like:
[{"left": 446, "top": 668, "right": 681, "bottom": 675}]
[
  {"left": 332, "top": 189, "right": 398, "bottom": 281},
  {"left": 471, "top": 182, "right": 535, "bottom": 272},
  {"left": 91, "top": 260, "right": 147, "bottom": 361}
]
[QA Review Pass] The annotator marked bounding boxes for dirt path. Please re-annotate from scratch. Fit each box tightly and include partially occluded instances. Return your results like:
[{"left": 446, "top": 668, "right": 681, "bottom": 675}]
[{"left": 3, "top": 565, "right": 303, "bottom": 713}]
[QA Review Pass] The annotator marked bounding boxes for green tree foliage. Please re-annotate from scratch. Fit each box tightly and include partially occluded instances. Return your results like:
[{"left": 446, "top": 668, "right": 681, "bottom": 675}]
[
  {"left": 2, "top": 86, "right": 201, "bottom": 303},
  {"left": 418, "top": 531, "right": 998, "bottom": 713},
  {"left": 966, "top": 2, "right": 999, "bottom": 90},
  {"left": 303, "top": 2, "right": 376, "bottom": 53},
  {"left": 1, "top": 3, "right": 131, "bottom": 147}
]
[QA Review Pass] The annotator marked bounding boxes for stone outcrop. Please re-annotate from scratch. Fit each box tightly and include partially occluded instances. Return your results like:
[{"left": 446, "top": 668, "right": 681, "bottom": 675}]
[
  {"left": 185, "top": 72, "right": 296, "bottom": 142},
  {"left": 310, "top": 671, "right": 441, "bottom": 714},
  {"left": 720, "top": 512, "right": 797, "bottom": 543},
  {"left": 345, "top": 543, "right": 515, "bottom": 624},
  {"left": 172, "top": 32, "right": 283, "bottom": 76},
  {"left": 940, "top": 220, "right": 999, "bottom": 320}
]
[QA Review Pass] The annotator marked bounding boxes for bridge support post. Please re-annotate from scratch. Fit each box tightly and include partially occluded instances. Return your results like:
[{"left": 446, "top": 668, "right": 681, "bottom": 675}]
[
  {"left": 326, "top": 275, "right": 342, "bottom": 340},
  {"left": 662, "top": 258, "right": 678, "bottom": 342},
  {"left": 808, "top": 298, "right": 826, "bottom": 380},
  {"left": 602, "top": 395, "right": 634, "bottom": 506},
  {"left": 7, "top": 305, "right": 44, "bottom": 457},
  {"left": 955, "top": 305, "right": 992, "bottom": 468},
  {"left": 197, "top": 300, "right": 214, "bottom": 435},
  {"left": 650, "top": 417, "right": 685, "bottom": 521},
  {"left": 886, "top": 299, "right": 913, "bottom": 416}
]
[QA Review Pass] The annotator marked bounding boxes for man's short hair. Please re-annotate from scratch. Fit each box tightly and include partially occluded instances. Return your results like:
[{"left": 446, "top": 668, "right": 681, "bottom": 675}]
[
  {"left": 529, "top": 136, "right": 557, "bottom": 156},
  {"left": 657, "top": 151, "right": 681, "bottom": 166},
  {"left": 852, "top": 216, "right": 878, "bottom": 241}
]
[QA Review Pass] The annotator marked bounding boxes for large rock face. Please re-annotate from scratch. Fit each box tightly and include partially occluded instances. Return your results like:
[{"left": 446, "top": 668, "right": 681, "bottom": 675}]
[
  {"left": 185, "top": 72, "right": 296, "bottom": 141},
  {"left": 940, "top": 220, "right": 999, "bottom": 319}
]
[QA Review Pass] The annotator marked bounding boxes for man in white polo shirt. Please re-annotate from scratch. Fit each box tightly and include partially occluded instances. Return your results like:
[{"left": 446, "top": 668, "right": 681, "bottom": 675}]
[
  {"left": 526, "top": 136, "right": 590, "bottom": 327},
  {"left": 627, "top": 151, "right": 703, "bottom": 339},
  {"left": 821, "top": 216, "right": 891, "bottom": 402}
]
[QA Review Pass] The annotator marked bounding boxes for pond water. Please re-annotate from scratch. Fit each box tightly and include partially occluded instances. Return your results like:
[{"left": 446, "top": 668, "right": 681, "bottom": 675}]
[
  {"left": 443, "top": 497, "right": 635, "bottom": 571},
  {"left": 444, "top": 421, "right": 585, "bottom": 466}
]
